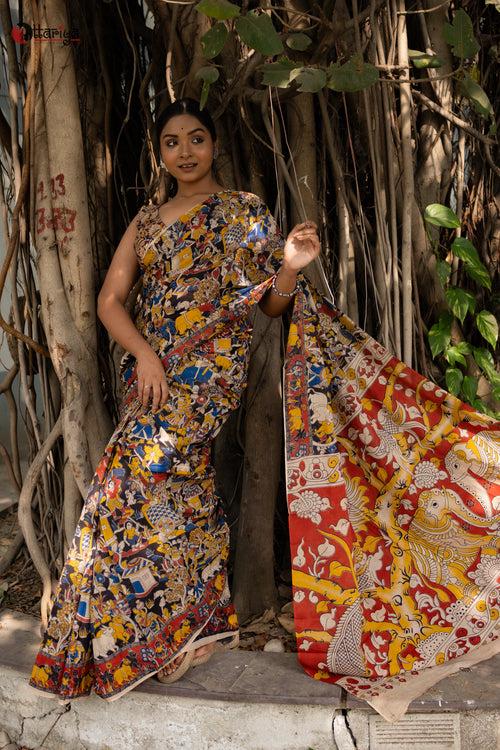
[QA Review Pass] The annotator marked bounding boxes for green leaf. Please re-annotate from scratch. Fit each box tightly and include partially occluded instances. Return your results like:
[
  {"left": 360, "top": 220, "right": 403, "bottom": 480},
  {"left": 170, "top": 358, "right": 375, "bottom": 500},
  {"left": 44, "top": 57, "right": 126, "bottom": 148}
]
[
  {"left": 442, "top": 9, "right": 480, "bottom": 59},
  {"left": 196, "top": 0, "right": 240, "bottom": 20},
  {"left": 408, "top": 49, "right": 443, "bottom": 68},
  {"left": 451, "top": 237, "right": 491, "bottom": 290},
  {"left": 445, "top": 367, "right": 463, "bottom": 395},
  {"left": 235, "top": 11, "right": 284, "bottom": 55},
  {"left": 461, "top": 375, "right": 478, "bottom": 403},
  {"left": 476, "top": 310, "right": 499, "bottom": 348},
  {"left": 459, "top": 75, "right": 494, "bottom": 119},
  {"left": 428, "top": 313, "right": 452, "bottom": 358},
  {"left": 451, "top": 236, "right": 480, "bottom": 264},
  {"left": 289, "top": 66, "right": 327, "bottom": 92},
  {"left": 194, "top": 66, "right": 220, "bottom": 109},
  {"left": 201, "top": 22, "right": 229, "bottom": 59},
  {"left": 326, "top": 54, "right": 379, "bottom": 92},
  {"left": 472, "top": 346, "right": 498, "bottom": 382},
  {"left": 424, "top": 203, "right": 460, "bottom": 229},
  {"left": 445, "top": 287, "right": 476, "bottom": 324},
  {"left": 436, "top": 259, "right": 452, "bottom": 286},
  {"left": 285, "top": 33, "right": 312, "bottom": 51},
  {"left": 444, "top": 345, "right": 467, "bottom": 367},
  {"left": 260, "top": 57, "right": 298, "bottom": 87}
]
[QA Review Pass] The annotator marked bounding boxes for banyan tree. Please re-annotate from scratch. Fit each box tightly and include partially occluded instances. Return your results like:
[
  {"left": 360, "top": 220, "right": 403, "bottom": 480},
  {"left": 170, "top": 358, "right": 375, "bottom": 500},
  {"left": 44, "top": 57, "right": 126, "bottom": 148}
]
[{"left": 0, "top": 0, "right": 498, "bottom": 625}]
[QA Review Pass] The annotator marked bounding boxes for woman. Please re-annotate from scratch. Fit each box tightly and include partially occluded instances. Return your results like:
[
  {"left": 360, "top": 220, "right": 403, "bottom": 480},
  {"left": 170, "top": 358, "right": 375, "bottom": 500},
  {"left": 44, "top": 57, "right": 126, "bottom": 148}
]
[
  {"left": 29, "top": 98, "right": 499, "bottom": 721},
  {"left": 28, "top": 97, "right": 320, "bottom": 701}
]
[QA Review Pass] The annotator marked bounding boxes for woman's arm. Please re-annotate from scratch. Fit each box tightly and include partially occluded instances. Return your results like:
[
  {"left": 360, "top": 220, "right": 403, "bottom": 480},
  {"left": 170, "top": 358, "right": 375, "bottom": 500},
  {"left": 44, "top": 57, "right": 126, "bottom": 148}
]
[
  {"left": 258, "top": 265, "right": 298, "bottom": 318},
  {"left": 258, "top": 220, "right": 320, "bottom": 318},
  {"left": 97, "top": 213, "right": 169, "bottom": 410}
]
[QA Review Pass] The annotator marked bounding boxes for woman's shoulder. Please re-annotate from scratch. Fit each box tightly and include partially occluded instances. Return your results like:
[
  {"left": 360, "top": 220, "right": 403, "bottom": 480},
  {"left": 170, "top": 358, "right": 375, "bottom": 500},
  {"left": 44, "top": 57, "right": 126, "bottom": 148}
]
[{"left": 228, "top": 190, "right": 270, "bottom": 215}]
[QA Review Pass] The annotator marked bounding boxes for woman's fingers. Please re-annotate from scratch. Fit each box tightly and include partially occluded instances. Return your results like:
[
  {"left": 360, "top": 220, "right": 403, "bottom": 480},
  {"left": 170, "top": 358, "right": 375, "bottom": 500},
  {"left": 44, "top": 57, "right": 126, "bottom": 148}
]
[
  {"left": 139, "top": 377, "right": 169, "bottom": 410},
  {"left": 151, "top": 381, "right": 162, "bottom": 412},
  {"left": 160, "top": 379, "right": 169, "bottom": 406},
  {"left": 141, "top": 382, "right": 151, "bottom": 408}
]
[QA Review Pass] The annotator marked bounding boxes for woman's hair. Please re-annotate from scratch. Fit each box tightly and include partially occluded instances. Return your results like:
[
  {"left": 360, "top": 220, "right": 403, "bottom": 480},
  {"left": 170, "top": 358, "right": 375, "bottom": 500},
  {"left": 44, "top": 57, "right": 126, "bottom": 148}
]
[
  {"left": 154, "top": 98, "right": 221, "bottom": 196},
  {"left": 154, "top": 97, "right": 217, "bottom": 145}
]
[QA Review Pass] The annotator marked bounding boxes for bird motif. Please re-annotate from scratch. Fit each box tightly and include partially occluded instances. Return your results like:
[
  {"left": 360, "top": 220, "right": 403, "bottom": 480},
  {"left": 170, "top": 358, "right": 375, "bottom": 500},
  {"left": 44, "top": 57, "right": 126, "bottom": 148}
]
[
  {"left": 444, "top": 431, "right": 500, "bottom": 518},
  {"left": 408, "top": 486, "right": 499, "bottom": 602}
]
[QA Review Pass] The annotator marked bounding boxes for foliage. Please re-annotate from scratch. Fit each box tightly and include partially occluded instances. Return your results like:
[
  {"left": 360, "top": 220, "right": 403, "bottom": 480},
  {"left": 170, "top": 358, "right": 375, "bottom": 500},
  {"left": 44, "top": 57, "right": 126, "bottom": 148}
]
[{"left": 424, "top": 204, "right": 499, "bottom": 416}]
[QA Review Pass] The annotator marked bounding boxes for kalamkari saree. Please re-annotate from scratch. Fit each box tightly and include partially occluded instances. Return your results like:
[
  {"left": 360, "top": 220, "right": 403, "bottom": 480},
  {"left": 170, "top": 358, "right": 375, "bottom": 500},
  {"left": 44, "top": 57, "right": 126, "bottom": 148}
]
[{"left": 29, "top": 189, "right": 499, "bottom": 721}]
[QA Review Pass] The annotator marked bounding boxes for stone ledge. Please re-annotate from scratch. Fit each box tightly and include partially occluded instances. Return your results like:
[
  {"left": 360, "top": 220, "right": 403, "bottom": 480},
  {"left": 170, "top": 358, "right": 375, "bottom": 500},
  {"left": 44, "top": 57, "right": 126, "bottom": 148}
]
[
  {"left": 2, "top": 608, "right": 499, "bottom": 711},
  {"left": 1, "top": 608, "right": 500, "bottom": 750}
]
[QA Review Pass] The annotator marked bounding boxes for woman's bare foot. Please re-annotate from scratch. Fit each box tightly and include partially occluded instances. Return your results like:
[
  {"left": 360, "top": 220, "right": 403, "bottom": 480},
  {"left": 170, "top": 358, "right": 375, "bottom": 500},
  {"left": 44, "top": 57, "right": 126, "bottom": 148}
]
[
  {"left": 193, "top": 643, "right": 215, "bottom": 660},
  {"left": 160, "top": 643, "right": 215, "bottom": 676}
]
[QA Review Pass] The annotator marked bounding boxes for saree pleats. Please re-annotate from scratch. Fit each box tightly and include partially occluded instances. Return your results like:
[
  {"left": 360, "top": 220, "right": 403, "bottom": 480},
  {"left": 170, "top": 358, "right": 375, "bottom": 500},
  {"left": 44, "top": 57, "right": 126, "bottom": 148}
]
[{"left": 29, "top": 190, "right": 499, "bottom": 718}]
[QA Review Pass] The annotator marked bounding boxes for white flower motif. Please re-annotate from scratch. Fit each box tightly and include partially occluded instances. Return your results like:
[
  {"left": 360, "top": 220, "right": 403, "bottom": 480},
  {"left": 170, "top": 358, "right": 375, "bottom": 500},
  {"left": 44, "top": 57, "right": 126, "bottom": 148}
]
[
  {"left": 289, "top": 490, "right": 330, "bottom": 524},
  {"left": 330, "top": 519, "right": 351, "bottom": 536},
  {"left": 413, "top": 460, "right": 447, "bottom": 489},
  {"left": 293, "top": 589, "right": 305, "bottom": 603},
  {"left": 303, "top": 461, "right": 330, "bottom": 483},
  {"left": 293, "top": 538, "right": 306, "bottom": 567},
  {"left": 469, "top": 555, "right": 500, "bottom": 587},
  {"left": 317, "top": 540, "right": 336, "bottom": 557},
  {"left": 320, "top": 612, "right": 336, "bottom": 630}
]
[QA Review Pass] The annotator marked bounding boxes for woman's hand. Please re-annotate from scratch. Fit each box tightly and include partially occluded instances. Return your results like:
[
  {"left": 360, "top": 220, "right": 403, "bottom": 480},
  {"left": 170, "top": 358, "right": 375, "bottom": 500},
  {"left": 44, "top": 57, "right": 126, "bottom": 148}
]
[
  {"left": 282, "top": 220, "right": 321, "bottom": 273},
  {"left": 135, "top": 346, "right": 169, "bottom": 410}
]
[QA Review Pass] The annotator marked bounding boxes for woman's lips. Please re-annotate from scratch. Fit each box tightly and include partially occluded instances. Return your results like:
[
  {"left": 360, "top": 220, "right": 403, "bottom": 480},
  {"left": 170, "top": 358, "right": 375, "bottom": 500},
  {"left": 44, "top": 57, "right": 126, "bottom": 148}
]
[{"left": 179, "top": 163, "right": 197, "bottom": 170}]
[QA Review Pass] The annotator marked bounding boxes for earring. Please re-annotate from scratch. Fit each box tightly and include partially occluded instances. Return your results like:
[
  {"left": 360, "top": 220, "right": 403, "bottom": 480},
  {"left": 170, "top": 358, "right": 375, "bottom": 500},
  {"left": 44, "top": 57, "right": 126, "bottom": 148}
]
[{"left": 160, "top": 159, "right": 168, "bottom": 173}]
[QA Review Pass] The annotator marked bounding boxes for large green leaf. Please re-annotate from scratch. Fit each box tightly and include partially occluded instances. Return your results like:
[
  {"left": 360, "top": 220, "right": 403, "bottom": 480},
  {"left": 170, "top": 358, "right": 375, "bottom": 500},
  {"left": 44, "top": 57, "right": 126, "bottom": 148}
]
[
  {"left": 424, "top": 203, "right": 460, "bottom": 228},
  {"left": 445, "top": 287, "right": 476, "bottom": 324},
  {"left": 460, "top": 75, "right": 494, "bottom": 119},
  {"left": 445, "top": 367, "right": 463, "bottom": 396},
  {"left": 260, "top": 57, "right": 298, "bottom": 87},
  {"left": 235, "top": 11, "right": 283, "bottom": 55},
  {"left": 408, "top": 49, "right": 443, "bottom": 69},
  {"left": 201, "top": 22, "right": 228, "bottom": 59},
  {"left": 326, "top": 55, "right": 379, "bottom": 92},
  {"left": 289, "top": 66, "right": 327, "bottom": 92},
  {"left": 436, "top": 259, "right": 451, "bottom": 286},
  {"left": 461, "top": 375, "right": 478, "bottom": 403},
  {"left": 195, "top": 66, "right": 220, "bottom": 109},
  {"left": 451, "top": 237, "right": 492, "bottom": 290},
  {"left": 196, "top": 0, "right": 240, "bottom": 20},
  {"left": 476, "top": 310, "right": 498, "bottom": 348},
  {"left": 428, "top": 312, "right": 453, "bottom": 358},
  {"left": 286, "top": 33, "right": 312, "bottom": 51},
  {"left": 472, "top": 346, "right": 499, "bottom": 386},
  {"left": 442, "top": 9, "right": 480, "bottom": 59},
  {"left": 444, "top": 342, "right": 471, "bottom": 367}
]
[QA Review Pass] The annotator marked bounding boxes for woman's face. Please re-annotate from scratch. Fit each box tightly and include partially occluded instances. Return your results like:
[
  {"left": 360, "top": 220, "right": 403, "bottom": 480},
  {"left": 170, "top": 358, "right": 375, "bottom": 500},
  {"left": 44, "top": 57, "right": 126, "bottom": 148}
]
[{"left": 159, "top": 113, "right": 215, "bottom": 185}]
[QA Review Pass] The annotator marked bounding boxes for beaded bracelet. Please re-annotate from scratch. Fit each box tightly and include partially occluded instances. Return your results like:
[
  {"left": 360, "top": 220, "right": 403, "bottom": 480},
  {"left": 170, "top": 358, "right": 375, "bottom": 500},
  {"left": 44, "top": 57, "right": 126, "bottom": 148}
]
[{"left": 271, "top": 272, "right": 299, "bottom": 298}]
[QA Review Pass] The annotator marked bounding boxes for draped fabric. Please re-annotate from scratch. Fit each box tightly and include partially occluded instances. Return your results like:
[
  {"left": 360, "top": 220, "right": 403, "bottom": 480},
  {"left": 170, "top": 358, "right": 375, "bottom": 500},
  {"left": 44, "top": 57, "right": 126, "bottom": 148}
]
[{"left": 29, "top": 190, "right": 499, "bottom": 720}]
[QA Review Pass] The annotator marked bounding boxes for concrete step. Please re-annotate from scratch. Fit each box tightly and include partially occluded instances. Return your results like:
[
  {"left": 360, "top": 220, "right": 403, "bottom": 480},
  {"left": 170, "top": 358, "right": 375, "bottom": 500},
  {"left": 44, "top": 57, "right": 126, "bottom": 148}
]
[{"left": 0, "top": 608, "right": 499, "bottom": 749}]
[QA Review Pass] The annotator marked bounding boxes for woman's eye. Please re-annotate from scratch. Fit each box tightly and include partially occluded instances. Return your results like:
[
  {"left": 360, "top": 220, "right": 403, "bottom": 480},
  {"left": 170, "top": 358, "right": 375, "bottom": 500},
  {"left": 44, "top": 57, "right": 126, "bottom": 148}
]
[{"left": 166, "top": 137, "right": 203, "bottom": 147}]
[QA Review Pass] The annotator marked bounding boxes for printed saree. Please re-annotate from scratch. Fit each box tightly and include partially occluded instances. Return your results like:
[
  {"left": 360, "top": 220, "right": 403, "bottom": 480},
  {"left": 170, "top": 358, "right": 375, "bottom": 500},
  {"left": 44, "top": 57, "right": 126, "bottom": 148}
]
[{"left": 29, "top": 189, "right": 499, "bottom": 720}]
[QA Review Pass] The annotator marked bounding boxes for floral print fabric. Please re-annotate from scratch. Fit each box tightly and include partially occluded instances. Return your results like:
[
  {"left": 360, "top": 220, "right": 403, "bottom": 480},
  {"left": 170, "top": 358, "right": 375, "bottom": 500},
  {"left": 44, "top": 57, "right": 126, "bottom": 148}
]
[
  {"left": 284, "top": 279, "right": 500, "bottom": 720},
  {"left": 28, "top": 189, "right": 499, "bottom": 719},
  {"left": 29, "top": 190, "right": 286, "bottom": 702}
]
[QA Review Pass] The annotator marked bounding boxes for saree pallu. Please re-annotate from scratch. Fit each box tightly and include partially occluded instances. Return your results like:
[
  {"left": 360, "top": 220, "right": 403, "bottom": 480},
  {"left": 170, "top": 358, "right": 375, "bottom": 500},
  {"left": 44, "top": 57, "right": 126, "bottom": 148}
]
[{"left": 28, "top": 190, "right": 499, "bottom": 720}]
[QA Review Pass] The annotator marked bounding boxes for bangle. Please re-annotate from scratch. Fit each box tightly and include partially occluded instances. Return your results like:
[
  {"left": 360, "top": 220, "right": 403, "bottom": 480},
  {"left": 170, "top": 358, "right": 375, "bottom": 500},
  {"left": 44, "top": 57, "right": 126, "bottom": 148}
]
[{"left": 271, "top": 272, "right": 299, "bottom": 298}]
